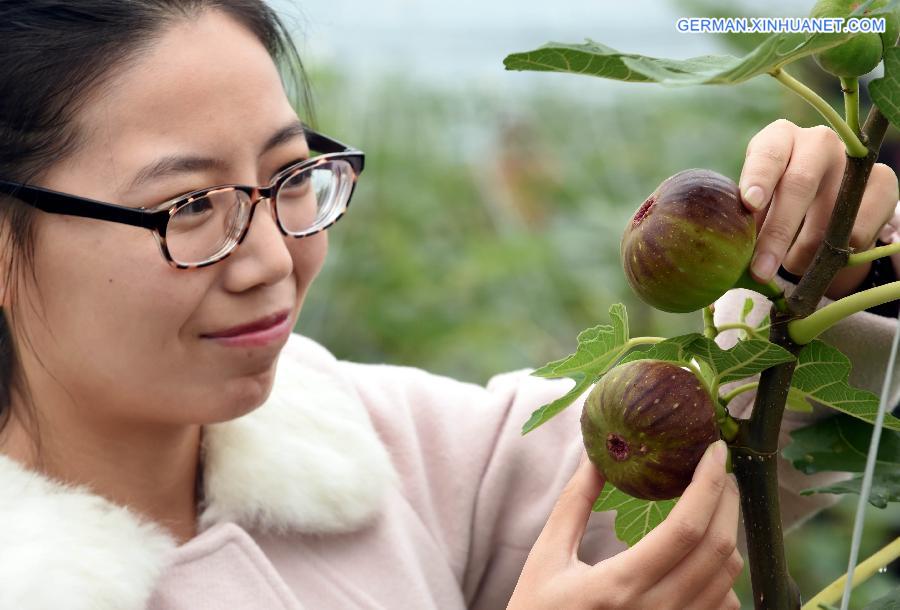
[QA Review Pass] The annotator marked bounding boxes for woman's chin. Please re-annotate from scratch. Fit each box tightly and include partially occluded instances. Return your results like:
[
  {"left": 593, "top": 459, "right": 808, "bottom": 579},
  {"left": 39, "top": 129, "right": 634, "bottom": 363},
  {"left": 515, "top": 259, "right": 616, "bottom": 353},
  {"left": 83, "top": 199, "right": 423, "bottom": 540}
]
[{"left": 198, "top": 367, "right": 278, "bottom": 424}]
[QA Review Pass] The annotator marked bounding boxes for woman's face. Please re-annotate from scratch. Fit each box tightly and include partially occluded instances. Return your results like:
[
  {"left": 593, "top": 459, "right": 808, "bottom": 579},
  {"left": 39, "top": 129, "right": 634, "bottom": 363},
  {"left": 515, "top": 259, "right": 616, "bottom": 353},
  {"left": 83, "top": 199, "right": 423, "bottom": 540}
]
[{"left": 9, "top": 10, "right": 326, "bottom": 427}]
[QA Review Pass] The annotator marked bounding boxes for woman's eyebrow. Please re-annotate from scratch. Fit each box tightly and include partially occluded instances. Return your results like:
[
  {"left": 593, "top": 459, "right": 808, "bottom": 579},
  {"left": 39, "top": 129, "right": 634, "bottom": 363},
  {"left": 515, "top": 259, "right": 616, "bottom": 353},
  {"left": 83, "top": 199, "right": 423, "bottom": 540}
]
[{"left": 126, "top": 119, "right": 307, "bottom": 192}]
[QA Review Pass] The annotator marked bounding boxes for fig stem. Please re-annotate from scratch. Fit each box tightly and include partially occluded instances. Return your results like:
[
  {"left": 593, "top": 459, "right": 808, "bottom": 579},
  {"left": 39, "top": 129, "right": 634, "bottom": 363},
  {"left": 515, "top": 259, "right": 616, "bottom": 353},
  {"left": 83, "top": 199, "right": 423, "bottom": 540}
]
[
  {"left": 721, "top": 381, "right": 758, "bottom": 405},
  {"left": 846, "top": 240, "right": 900, "bottom": 266},
  {"left": 703, "top": 306, "right": 717, "bottom": 339},
  {"left": 732, "top": 269, "right": 789, "bottom": 313},
  {"left": 717, "top": 409, "right": 740, "bottom": 442},
  {"left": 800, "top": 536, "right": 900, "bottom": 610},
  {"left": 840, "top": 76, "right": 861, "bottom": 138},
  {"left": 769, "top": 67, "right": 868, "bottom": 158},
  {"left": 787, "top": 280, "right": 900, "bottom": 344}
]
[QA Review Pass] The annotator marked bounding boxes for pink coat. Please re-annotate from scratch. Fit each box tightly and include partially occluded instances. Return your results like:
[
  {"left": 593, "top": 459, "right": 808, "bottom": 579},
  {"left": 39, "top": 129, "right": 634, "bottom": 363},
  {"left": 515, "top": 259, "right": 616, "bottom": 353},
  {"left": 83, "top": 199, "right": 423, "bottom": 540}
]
[{"left": 0, "top": 281, "right": 897, "bottom": 610}]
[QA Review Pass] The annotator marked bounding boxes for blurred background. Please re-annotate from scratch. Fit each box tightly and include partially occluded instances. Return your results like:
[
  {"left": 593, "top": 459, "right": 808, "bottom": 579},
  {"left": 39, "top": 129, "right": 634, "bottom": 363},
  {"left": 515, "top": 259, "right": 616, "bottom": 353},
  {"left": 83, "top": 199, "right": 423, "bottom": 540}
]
[{"left": 273, "top": 0, "right": 899, "bottom": 606}]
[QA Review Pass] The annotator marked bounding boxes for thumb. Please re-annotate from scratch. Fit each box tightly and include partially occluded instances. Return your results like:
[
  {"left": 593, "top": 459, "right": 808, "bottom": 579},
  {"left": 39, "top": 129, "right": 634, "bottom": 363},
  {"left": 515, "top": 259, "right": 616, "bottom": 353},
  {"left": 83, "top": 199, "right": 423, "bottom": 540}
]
[{"left": 534, "top": 451, "right": 606, "bottom": 562}]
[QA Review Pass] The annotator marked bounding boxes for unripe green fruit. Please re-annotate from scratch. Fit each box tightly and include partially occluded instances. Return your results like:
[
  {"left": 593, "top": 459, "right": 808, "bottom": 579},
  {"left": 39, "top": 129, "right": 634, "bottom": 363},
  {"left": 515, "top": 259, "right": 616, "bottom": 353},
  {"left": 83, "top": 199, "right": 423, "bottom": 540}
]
[
  {"left": 811, "top": 0, "right": 894, "bottom": 77},
  {"left": 580, "top": 359, "right": 720, "bottom": 501},
  {"left": 621, "top": 168, "right": 756, "bottom": 314}
]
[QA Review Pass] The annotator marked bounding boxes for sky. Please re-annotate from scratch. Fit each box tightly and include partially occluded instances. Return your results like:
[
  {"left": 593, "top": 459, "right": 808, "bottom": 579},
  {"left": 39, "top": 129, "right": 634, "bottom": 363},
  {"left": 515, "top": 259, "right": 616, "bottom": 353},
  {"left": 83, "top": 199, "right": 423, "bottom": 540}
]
[{"left": 268, "top": 0, "right": 794, "bottom": 91}]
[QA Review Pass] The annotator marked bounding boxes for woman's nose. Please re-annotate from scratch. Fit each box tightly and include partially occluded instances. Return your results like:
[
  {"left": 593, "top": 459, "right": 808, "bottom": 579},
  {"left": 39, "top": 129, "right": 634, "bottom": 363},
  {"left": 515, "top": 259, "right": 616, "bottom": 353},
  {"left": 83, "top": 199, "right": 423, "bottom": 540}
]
[{"left": 220, "top": 197, "right": 293, "bottom": 292}]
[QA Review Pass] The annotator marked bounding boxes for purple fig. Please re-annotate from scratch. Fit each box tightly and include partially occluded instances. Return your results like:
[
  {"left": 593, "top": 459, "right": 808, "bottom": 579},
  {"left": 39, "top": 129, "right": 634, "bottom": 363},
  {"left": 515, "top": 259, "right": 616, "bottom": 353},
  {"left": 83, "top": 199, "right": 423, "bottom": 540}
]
[
  {"left": 622, "top": 168, "right": 756, "bottom": 313},
  {"left": 580, "top": 359, "right": 719, "bottom": 501}
]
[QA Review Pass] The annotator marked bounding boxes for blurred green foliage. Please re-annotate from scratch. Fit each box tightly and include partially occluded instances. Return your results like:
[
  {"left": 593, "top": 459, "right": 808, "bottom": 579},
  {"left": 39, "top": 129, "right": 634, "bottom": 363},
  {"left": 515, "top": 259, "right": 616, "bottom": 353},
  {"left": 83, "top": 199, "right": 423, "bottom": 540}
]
[
  {"left": 298, "top": 68, "right": 787, "bottom": 383},
  {"left": 292, "top": 10, "right": 899, "bottom": 608}
]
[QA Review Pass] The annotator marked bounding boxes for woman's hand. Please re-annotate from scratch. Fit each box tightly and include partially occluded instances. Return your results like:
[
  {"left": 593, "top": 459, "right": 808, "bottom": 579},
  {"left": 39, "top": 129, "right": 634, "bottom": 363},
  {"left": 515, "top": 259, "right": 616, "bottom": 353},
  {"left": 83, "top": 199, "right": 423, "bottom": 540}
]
[
  {"left": 507, "top": 441, "right": 742, "bottom": 610},
  {"left": 737, "top": 119, "right": 899, "bottom": 299}
]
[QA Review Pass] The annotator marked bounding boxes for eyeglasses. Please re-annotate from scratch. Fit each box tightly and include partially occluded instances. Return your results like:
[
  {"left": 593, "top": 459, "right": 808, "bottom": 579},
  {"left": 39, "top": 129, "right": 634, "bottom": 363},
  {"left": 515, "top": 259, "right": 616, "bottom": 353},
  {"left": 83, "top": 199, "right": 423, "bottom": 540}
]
[{"left": 0, "top": 128, "right": 364, "bottom": 269}]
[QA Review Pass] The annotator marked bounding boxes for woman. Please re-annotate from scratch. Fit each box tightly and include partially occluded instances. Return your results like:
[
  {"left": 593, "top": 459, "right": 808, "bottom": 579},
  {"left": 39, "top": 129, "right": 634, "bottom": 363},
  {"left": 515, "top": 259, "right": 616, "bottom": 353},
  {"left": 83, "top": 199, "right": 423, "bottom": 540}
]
[{"left": 0, "top": 2, "right": 897, "bottom": 609}]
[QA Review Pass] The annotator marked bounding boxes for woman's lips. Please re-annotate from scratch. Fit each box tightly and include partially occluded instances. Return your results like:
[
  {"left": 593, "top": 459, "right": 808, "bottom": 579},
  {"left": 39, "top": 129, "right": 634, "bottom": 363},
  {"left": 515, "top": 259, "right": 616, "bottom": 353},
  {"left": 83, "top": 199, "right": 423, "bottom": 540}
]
[{"left": 202, "top": 310, "right": 293, "bottom": 348}]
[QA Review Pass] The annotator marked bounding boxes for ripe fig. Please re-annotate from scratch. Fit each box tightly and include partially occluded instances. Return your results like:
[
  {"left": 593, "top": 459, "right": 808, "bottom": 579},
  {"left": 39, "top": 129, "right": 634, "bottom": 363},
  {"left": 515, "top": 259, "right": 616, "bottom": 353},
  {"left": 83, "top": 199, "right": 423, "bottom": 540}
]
[
  {"left": 621, "top": 168, "right": 756, "bottom": 314},
  {"left": 810, "top": 0, "right": 895, "bottom": 78},
  {"left": 580, "top": 359, "right": 719, "bottom": 501}
]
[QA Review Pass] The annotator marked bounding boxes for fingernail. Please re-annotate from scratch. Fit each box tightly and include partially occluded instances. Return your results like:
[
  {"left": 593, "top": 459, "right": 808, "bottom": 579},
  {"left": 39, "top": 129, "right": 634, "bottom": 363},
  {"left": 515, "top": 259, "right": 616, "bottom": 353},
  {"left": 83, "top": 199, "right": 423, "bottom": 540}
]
[
  {"left": 714, "top": 440, "right": 727, "bottom": 465},
  {"left": 752, "top": 252, "right": 777, "bottom": 281},
  {"left": 742, "top": 185, "right": 765, "bottom": 210}
]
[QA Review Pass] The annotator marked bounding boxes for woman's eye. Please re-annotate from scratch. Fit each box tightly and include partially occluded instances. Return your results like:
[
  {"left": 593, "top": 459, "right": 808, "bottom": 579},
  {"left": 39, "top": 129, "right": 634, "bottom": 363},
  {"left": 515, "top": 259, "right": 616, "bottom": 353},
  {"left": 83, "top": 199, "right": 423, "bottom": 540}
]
[{"left": 179, "top": 197, "right": 214, "bottom": 216}]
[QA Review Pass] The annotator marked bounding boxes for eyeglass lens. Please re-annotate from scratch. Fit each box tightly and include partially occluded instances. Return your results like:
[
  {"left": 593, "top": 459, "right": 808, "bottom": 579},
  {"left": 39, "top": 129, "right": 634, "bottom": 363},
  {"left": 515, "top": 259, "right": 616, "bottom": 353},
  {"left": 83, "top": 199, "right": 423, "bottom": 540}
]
[{"left": 165, "top": 159, "right": 353, "bottom": 265}]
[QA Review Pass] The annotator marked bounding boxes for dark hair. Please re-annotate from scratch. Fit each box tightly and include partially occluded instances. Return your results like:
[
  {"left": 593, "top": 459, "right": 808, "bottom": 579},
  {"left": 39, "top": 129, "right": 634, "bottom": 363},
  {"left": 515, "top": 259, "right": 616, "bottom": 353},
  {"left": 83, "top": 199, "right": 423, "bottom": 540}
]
[{"left": 0, "top": 0, "right": 316, "bottom": 442}]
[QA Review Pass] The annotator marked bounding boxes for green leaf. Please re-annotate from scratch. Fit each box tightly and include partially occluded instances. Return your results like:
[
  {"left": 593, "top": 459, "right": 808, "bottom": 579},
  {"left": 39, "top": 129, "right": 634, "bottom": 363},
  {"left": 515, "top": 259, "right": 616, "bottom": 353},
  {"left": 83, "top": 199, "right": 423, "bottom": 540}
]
[
  {"left": 686, "top": 336, "right": 795, "bottom": 385},
  {"left": 862, "top": 588, "right": 900, "bottom": 609},
  {"left": 523, "top": 304, "right": 629, "bottom": 434},
  {"left": 785, "top": 386, "right": 814, "bottom": 413},
  {"left": 504, "top": 4, "right": 893, "bottom": 86},
  {"left": 617, "top": 333, "right": 702, "bottom": 366},
  {"left": 531, "top": 303, "right": 629, "bottom": 380},
  {"left": 740, "top": 297, "right": 754, "bottom": 324},
  {"left": 504, "top": 33, "right": 854, "bottom": 87},
  {"left": 801, "top": 470, "right": 900, "bottom": 509},
  {"left": 783, "top": 414, "right": 900, "bottom": 475},
  {"left": 694, "top": 356, "right": 718, "bottom": 392},
  {"left": 871, "top": 47, "right": 900, "bottom": 132},
  {"left": 593, "top": 483, "right": 677, "bottom": 547},
  {"left": 521, "top": 374, "right": 594, "bottom": 436},
  {"left": 790, "top": 340, "right": 900, "bottom": 431}
]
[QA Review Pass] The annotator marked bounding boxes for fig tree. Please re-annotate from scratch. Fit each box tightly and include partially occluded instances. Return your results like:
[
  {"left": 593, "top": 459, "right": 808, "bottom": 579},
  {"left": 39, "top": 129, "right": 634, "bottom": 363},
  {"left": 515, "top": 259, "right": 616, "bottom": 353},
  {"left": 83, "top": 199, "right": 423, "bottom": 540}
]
[
  {"left": 621, "top": 168, "right": 756, "bottom": 314},
  {"left": 810, "top": 0, "right": 896, "bottom": 78},
  {"left": 581, "top": 359, "right": 720, "bottom": 500}
]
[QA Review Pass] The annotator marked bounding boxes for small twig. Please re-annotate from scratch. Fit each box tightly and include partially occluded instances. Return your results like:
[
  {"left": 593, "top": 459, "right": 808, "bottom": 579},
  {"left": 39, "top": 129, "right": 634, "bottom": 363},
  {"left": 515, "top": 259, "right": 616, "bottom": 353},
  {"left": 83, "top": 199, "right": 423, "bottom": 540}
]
[
  {"left": 847, "top": 241, "right": 900, "bottom": 266},
  {"left": 769, "top": 68, "right": 868, "bottom": 158},
  {"left": 801, "top": 537, "right": 900, "bottom": 610},
  {"left": 721, "top": 381, "right": 759, "bottom": 405},
  {"left": 840, "top": 77, "right": 861, "bottom": 138}
]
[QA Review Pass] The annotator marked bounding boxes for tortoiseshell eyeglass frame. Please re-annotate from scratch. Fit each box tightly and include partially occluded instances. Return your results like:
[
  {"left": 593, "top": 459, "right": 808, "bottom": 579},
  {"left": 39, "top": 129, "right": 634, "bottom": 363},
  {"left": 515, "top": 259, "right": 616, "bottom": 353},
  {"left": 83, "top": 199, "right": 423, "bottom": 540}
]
[{"left": 0, "top": 128, "right": 365, "bottom": 269}]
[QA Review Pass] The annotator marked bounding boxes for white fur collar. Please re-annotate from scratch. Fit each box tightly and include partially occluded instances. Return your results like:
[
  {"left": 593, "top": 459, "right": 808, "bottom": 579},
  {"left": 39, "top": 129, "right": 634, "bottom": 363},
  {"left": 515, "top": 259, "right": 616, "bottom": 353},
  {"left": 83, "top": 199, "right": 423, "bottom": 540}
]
[{"left": 0, "top": 335, "right": 397, "bottom": 610}]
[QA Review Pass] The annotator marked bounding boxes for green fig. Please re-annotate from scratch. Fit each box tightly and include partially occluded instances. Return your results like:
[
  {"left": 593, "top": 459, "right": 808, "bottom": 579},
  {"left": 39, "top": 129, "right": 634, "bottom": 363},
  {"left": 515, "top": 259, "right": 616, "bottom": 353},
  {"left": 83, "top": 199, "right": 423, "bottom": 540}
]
[
  {"left": 621, "top": 168, "right": 756, "bottom": 314},
  {"left": 810, "top": 0, "right": 896, "bottom": 77},
  {"left": 580, "top": 359, "right": 720, "bottom": 501}
]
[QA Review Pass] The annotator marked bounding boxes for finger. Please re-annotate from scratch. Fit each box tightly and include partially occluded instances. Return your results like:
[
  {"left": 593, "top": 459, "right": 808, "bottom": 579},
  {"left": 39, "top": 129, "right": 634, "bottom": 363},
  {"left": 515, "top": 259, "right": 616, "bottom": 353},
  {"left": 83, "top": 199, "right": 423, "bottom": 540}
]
[
  {"left": 848, "top": 163, "right": 899, "bottom": 251},
  {"left": 751, "top": 125, "right": 839, "bottom": 282},
  {"left": 739, "top": 119, "right": 796, "bottom": 217},
  {"left": 532, "top": 451, "right": 606, "bottom": 565},
  {"left": 654, "top": 475, "right": 741, "bottom": 608},
  {"left": 718, "top": 589, "right": 741, "bottom": 610},
  {"left": 781, "top": 130, "right": 846, "bottom": 275},
  {"left": 824, "top": 164, "right": 900, "bottom": 297},
  {"left": 641, "top": 475, "right": 739, "bottom": 609},
  {"left": 612, "top": 440, "right": 728, "bottom": 588}
]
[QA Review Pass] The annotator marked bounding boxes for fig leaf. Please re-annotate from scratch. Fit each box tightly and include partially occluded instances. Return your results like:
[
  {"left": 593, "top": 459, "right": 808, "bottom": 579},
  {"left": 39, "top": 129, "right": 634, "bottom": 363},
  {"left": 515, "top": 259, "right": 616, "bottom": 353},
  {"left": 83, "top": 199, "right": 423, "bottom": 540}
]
[
  {"left": 618, "top": 333, "right": 794, "bottom": 391},
  {"left": 503, "top": 3, "right": 893, "bottom": 86},
  {"left": 785, "top": 387, "right": 814, "bottom": 413},
  {"left": 870, "top": 46, "right": 900, "bottom": 132},
  {"left": 593, "top": 483, "right": 677, "bottom": 547},
  {"left": 860, "top": 588, "right": 900, "bottom": 609},
  {"left": 783, "top": 414, "right": 900, "bottom": 508},
  {"left": 530, "top": 303, "right": 629, "bottom": 380},
  {"left": 789, "top": 340, "right": 900, "bottom": 430},
  {"left": 783, "top": 414, "right": 900, "bottom": 474},
  {"left": 686, "top": 336, "right": 795, "bottom": 385},
  {"left": 617, "top": 333, "right": 701, "bottom": 367},
  {"left": 801, "top": 470, "right": 900, "bottom": 508},
  {"left": 740, "top": 298, "right": 755, "bottom": 325},
  {"left": 524, "top": 304, "right": 629, "bottom": 434}
]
